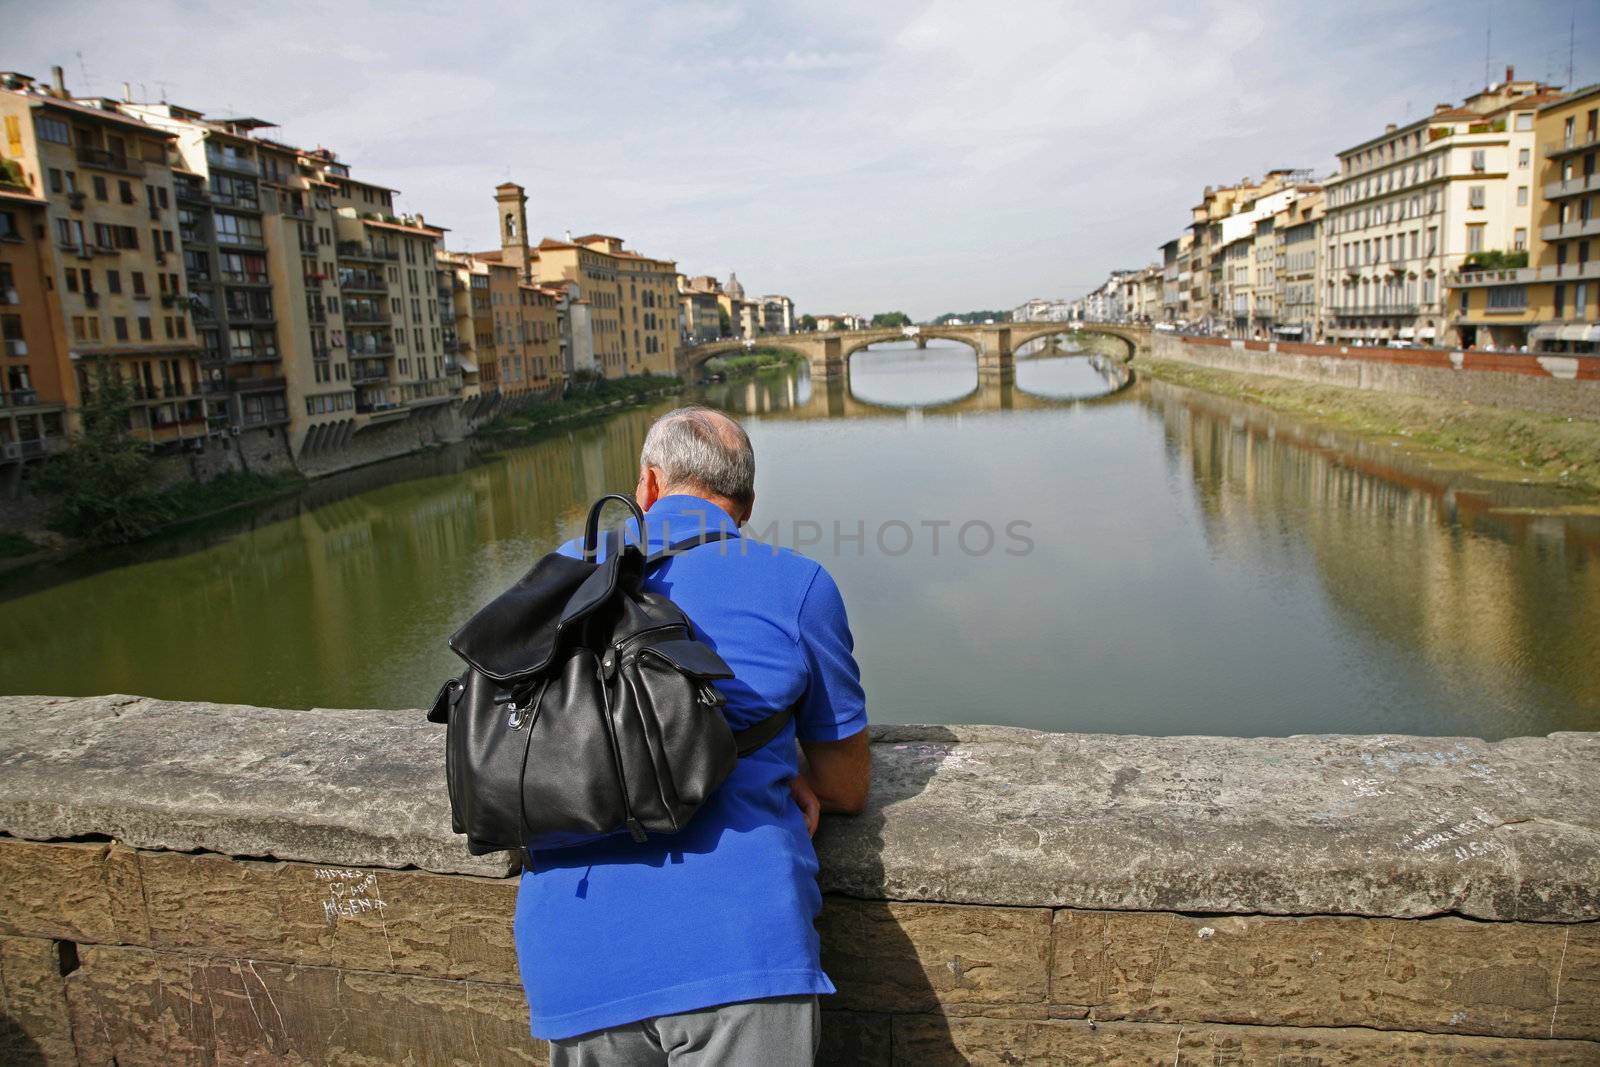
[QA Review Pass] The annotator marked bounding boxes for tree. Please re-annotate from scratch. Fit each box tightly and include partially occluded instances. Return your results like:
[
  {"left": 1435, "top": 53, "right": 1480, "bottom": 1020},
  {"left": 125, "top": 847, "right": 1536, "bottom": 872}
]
[
  {"left": 870, "top": 311, "right": 912, "bottom": 328},
  {"left": 798, "top": 314, "right": 817, "bottom": 332},
  {"left": 34, "top": 361, "right": 165, "bottom": 542}
]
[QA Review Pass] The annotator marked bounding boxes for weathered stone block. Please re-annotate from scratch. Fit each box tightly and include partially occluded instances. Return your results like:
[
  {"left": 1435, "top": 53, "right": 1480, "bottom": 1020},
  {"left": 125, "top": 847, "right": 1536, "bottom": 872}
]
[
  {"left": 0, "top": 936, "right": 76, "bottom": 1066},
  {"left": 892, "top": 1016, "right": 1600, "bottom": 1066},
  {"left": 64, "top": 945, "right": 545, "bottom": 1066},
  {"left": 1050, "top": 909, "right": 1600, "bottom": 1041},
  {"left": 820, "top": 900, "right": 1051, "bottom": 1013},
  {"left": 135, "top": 850, "right": 520, "bottom": 984},
  {"left": 0, "top": 841, "right": 116, "bottom": 944}
]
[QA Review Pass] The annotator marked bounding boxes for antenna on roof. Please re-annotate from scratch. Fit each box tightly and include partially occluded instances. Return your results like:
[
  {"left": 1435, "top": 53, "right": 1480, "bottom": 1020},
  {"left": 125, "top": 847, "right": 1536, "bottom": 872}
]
[
  {"left": 1482, "top": 7, "right": 1491, "bottom": 89},
  {"left": 75, "top": 50, "right": 89, "bottom": 96},
  {"left": 1569, "top": 6, "right": 1576, "bottom": 89}
]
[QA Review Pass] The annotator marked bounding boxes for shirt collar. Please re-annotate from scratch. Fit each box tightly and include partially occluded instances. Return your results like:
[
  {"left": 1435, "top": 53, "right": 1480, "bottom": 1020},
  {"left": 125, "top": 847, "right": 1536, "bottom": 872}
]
[{"left": 644, "top": 494, "right": 740, "bottom": 549}]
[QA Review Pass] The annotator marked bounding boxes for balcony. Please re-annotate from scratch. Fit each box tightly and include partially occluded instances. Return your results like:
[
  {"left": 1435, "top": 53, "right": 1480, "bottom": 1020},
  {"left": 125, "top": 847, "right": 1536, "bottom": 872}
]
[
  {"left": 1534, "top": 261, "right": 1600, "bottom": 283},
  {"left": 1544, "top": 131, "right": 1600, "bottom": 160},
  {"left": 207, "top": 191, "right": 261, "bottom": 212},
  {"left": 232, "top": 375, "right": 287, "bottom": 394},
  {"left": 347, "top": 341, "right": 395, "bottom": 357},
  {"left": 75, "top": 146, "right": 142, "bottom": 175},
  {"left": 226, "top": 344, "right": 280, "bottom": 363},
  {"left": 337, "top": 240, "right": 398, "bottom": 262},
  {"left": 343, "top": 306, "right": 389, "bottom": 325},
  {"left": 1329, "top": 304, "right": 1420, "bottom": 317},
  {"left": 1543, "top": 173, "right": 1600, "bottom": 200},
  {"left": 175, "top": 184, "right": 210, "bottom": 205},
  {"left": 1541, "top": 218, "right": 1600, "bottom": 242},
  {"left": 1, "top": 437, "right": 59, "bottom": 462},
  {"left": 355, "top": 400, "right": 403, "bottom": 415},
  {"left": 240, "top": 409, "right": 291, "bottom": 429},
  {"left": 1, "top": 388, "right": 39, "bottom": 408},
  {"left": 205, "top": 149, "right": 258, "bottom": 175},
  {"left": 340, "top": 274, "right": 387, "bottom": 293},
  {"left": 221, "top": 271, "right": 271, "bottom": 287},
  {"left": 351, "top": 365, "right": 389, "bottom": 385},
  {"left": 1447, "top": 267, "right": 1533, "bottom": 288},
  {"left": 223, "top": 307, "right": 276, "bottom": 327},
  {"left": 201, "top": 378, "right": 231, "bottom": 395}
]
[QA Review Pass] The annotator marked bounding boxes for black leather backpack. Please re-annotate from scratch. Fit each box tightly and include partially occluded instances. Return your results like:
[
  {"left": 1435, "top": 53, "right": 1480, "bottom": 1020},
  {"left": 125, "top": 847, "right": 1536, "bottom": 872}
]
[{"left": 428, "top": 493, "right": 792, "bottom": 858}]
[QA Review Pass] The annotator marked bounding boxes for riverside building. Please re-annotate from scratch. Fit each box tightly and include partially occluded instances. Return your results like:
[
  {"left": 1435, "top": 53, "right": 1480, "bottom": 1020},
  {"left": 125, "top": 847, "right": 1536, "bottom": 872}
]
[
  {"left": 0, "top": 71, "right": 201, "bottom": 455},
  {"left": 1322, "top": 69, "right": 1561, "bottom": 347},
  {"left": 0, "top": 178, "right": 70, "bottom": 477},
  {"left": 1447, "top": 84, "right": 1600, "bottom": 355}
]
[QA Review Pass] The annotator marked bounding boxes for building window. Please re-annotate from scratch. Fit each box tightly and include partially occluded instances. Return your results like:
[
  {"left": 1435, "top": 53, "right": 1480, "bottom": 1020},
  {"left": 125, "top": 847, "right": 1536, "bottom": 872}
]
[
  {"left": 1486, "top": 285, "right": 1526, "bottom": 310},
  {"left": 1554, "top": 284, "right": 1566, "bottom": 318},
  {"left": 1517, "top": 186, "right": 1528, "bottom": 207},
  {"left": 35, "top": 115, "right": 70, "bottom": 144},
  {"left": 1518, "top": 148, "right": 1530, "bottom": 169},
  {"left": 1513, "top": 228, "right": 1527, "bottom": 251},
  {"left": 1466, "top": 225, "right": 1485, "bottom": 253},
  {"left": 1514, "top": 113, "right": 1533, "bottom": 131},
  {"left": 1468, "top": 186, "right": 1486, "bottom": 209}
]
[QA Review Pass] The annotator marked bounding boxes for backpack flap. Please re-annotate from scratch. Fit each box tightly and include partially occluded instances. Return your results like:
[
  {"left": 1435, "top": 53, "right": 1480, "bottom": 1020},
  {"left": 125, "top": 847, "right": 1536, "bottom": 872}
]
[
  {"left": 639, "top": 638, "right": 735, "bottom": 680},
  {"left": 448, "top": 551, "right": 597, "bottom": 681}
]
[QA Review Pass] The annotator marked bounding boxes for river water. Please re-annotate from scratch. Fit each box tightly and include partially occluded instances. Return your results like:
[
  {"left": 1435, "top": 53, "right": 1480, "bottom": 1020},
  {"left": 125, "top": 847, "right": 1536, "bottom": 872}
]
[{"left": 2, "top": 340, "right": 1596, "bottom": 739}]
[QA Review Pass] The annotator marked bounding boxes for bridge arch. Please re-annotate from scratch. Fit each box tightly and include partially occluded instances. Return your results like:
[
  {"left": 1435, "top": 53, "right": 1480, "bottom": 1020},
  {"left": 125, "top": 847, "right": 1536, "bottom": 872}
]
[{"left": 676, "top": 337, "right": 817, "bottom": 379}]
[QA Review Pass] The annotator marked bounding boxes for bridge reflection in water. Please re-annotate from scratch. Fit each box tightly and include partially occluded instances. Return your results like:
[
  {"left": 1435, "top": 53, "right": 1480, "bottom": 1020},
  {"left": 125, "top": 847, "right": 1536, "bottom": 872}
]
[{"left": 0, "top": 345, "right": 1593, "bottom": 740}]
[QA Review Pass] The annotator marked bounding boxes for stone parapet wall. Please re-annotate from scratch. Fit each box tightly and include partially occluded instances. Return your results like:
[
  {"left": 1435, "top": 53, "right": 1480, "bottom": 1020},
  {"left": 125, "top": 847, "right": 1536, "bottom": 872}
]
[
  {"left": 1151, "top": 332, "right": 1600, "bottom": 420},
  {"left": 1, "top": 696, "right": 1597, "bottom": 1064}
]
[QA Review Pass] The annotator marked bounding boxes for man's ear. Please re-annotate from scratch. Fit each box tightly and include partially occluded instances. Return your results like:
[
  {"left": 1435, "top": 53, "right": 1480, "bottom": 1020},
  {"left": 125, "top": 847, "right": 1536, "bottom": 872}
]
[
  {"left": 638, "top": 466, "right": 665, "bottom": 510},
  {"left": 738, "top": 491, "right": 755, "bottom": 526}
]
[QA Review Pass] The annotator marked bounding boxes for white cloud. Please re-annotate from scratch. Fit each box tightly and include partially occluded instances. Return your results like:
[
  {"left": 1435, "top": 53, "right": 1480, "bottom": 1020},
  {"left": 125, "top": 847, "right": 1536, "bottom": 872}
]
[{"left": 9, "top": 0, "right": 1597, "bottom": 317}]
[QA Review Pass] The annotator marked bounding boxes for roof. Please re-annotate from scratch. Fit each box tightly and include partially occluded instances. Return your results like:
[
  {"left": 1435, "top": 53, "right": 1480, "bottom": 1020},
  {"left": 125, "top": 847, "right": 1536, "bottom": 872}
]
[
  {"left": 573, "top": 233, "right": 623, "bottom": 243},
  {"left": 536, "top": 238, "right": 580, "bottom": 251},
  {"left": 29, "top": 95, "right": 177, "bottom": 137},
  {"left": 1541, "top": 83, "right": 1600, "bottom": 112},
  {"left": 364, "top": 217, "right": 448, "bottom": 236}
]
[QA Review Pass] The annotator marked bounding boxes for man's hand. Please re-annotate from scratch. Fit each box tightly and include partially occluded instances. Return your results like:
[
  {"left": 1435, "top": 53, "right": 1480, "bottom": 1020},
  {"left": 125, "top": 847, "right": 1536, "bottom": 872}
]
[
  {"left": 789, "top": 776, "right": 821, "bottom": 837},
  {"left": 799, "top": 730, "right": 872, "bottom": 816}
]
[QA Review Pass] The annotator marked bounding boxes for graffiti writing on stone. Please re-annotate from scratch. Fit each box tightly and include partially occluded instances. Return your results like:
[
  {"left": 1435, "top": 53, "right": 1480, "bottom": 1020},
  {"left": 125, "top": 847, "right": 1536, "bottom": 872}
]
[{"left": 314, "top": 867, "right": 388, "bottom": 922}]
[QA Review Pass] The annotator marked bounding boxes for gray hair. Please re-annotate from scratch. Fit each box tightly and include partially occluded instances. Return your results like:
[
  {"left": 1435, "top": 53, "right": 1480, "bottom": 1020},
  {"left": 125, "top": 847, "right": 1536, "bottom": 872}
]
[{"left": 639, "top": 406, "right": 755, "bottom": 507}]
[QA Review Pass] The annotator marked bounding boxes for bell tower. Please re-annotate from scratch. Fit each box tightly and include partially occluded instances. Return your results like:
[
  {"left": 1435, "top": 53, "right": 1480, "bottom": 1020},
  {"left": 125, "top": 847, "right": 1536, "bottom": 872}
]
[{"left": 495, "top": 182, "right": 530, "bottom": 280}]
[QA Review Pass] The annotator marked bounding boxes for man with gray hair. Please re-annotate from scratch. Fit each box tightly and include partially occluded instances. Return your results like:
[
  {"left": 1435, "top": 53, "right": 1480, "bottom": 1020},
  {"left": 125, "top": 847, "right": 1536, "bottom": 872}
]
[{"left": 514, "top": 405, "right": 872, "bottom": 1065}]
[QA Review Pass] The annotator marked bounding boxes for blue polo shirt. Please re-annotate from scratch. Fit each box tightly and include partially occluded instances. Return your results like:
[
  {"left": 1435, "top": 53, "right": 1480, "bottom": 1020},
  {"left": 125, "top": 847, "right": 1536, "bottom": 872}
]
[{"left": 513, "top": 494, "right": 868, "bottom": 1041}]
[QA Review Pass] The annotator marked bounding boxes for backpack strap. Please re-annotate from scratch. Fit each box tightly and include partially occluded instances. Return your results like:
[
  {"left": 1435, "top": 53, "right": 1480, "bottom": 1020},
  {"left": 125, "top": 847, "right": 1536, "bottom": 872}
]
[
  {"left": 732, "top": 705, "right": 795, "bottom": 756},
  {"left": 644, "top": 527, "right": 788, "bottom": 756},
  {"left": 646, "top": 529, "right": 740, "bottom": 566}
]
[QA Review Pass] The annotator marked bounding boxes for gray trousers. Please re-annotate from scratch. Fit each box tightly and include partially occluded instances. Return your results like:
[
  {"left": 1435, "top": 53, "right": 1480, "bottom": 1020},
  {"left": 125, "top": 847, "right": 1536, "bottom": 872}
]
[{"left": 548, "top": 994, "right": 819, "bottom": 1066}]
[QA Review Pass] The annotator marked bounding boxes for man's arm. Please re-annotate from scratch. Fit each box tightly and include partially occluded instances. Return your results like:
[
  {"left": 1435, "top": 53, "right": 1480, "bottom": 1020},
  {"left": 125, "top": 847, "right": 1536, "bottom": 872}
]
[{"left": 800, "top": 731, "right": 871, "bottom": 815}]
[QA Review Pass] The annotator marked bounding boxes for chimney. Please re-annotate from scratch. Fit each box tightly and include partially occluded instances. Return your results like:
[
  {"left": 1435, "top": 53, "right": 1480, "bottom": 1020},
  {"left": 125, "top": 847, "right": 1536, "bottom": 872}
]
[
  {"left": 122, "top": 81, "right": 131, "bottom": 102},
  {"left": 51, "top": 65, "right": 66, "bottom": 99},
  {"left": 1385, "top": 123, "right": 1397, "bottom": 133},
  {"left": 1435, "top": 102, "right": 1453, "bottom": 114},
  {"left": 1505, "top": 64, "right": 1514, "bottom": 84}
]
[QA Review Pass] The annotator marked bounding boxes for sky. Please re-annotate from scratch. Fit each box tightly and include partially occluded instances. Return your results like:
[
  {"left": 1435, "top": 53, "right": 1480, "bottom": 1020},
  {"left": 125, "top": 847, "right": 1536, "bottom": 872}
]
[{"left": 9, "top": 1, "right": 1598, "bottom": 320}]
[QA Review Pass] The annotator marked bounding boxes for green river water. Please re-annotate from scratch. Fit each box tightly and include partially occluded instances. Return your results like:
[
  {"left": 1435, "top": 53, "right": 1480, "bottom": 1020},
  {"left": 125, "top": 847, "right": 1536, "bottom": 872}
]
[{"left": 2, "top": 341, "right": 1596, "bottom": 739}]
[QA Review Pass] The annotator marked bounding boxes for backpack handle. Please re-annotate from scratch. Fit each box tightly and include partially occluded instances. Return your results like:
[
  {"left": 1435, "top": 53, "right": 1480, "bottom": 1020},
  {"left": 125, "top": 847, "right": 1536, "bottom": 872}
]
[{"left": 582, "top": 493, "right": 647, "bottom": 563}]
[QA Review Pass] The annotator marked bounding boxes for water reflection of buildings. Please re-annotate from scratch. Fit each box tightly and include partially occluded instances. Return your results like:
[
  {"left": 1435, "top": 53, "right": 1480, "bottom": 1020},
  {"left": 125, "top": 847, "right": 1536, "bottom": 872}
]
[{"left": 1151, "top": 379, "right": 1600, "bottom": 729}]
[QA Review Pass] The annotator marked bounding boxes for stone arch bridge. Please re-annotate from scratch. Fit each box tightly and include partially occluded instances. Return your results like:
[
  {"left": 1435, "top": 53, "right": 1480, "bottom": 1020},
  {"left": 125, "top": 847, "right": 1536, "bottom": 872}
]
[{"left": 676, "top": 323, "right": 1152, "bottom": 380}]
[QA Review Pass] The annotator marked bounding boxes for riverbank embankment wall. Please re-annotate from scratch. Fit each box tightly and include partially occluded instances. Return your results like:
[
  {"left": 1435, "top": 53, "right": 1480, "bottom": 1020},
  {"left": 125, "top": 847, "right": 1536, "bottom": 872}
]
[
  {"left": 1150, "top": 332, "right": 1600, "bottom": 420},
  {"left": 1, "top": 696, "right": 1597, "bottom": 1064}
]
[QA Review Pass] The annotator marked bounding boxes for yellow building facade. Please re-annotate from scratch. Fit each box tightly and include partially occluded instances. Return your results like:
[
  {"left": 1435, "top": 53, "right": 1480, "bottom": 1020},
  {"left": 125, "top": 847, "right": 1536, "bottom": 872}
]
[{"left": 1446, "top": 83, "right": 1599, "bottom": 354}]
